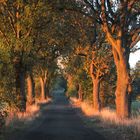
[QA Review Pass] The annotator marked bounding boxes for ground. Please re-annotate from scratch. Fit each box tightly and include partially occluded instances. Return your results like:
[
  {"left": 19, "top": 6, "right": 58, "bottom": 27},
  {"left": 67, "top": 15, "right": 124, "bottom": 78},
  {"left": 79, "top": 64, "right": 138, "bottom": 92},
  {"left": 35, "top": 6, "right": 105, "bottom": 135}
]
[
  {"left": 4, "top": 89, "right": 105, "bottom": 140},
  {"left": 3, "top": 89, "right": 139, "bottom": 140}
]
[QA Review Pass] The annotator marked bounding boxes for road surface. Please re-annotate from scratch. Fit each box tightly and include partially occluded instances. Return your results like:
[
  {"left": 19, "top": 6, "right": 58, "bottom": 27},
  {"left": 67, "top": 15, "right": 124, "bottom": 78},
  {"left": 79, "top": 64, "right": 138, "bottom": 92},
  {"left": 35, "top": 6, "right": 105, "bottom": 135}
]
[{"left": 10, "top": 89, "right": 105, "bottom": 140}]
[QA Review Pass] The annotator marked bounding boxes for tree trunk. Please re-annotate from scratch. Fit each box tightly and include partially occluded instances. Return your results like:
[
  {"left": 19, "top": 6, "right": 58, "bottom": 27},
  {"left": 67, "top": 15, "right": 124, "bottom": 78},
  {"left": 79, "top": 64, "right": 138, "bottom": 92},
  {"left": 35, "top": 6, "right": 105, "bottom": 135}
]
[
  {"left": 78, "top": 84, "right": 83, "bottom": 101},
  {"left": 27, "top": 73, "right": 35, "bottom": 105},
  {"left": 111, "top": 44, "right": 132, "bottom": 118},
  {"left": 40, "top": 77, "right": 46, "bottom": 100},
  {"left": 92, "top": 78, "right": 101, "bottom": 112},
  {"left": 104, "top": 28, "right": 132, "bottom": 118},
  {"left": 90, "top": 58, "right": 101, "bottom": 112},
  {"left": 115, "top": 61, "right": 132, "bottom": 118},
  {"left": 15, "top": 63, "right": 26, "bottom": 112},
  {"left": 100, "top": 82, "right": 106, "bottom": 108}
]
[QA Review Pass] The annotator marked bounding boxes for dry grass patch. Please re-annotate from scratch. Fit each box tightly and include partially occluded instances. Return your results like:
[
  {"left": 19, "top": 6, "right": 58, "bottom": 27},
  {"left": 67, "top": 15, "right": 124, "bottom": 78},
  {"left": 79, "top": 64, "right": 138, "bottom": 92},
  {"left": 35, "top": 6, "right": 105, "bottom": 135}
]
[
  {"left": 5, "top": 104, "right": 40, "bottom": 126},
  {"left": 2, "top": 99, "right": 51, "bottom": 140},
  {"left": 70, "top": 97, "right": 140, "bottom": 140}
]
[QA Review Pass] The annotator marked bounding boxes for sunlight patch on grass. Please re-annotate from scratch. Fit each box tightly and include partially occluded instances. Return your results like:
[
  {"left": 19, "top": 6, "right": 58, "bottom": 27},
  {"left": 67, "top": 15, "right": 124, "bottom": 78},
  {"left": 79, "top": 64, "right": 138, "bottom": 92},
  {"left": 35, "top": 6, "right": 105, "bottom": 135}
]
[
  {"left": 36, "top": 98, "right": 52, "bottom": 104},
  {"left": 81, "top": 102, "right": 97, "bottom": 116},
  {"left": 2, "top": 99, "right": 52, "bottom": 139},
  {"left": 100, "top": 108, "right": 117, "bottom": 123},
  {"left": 70, "top": 97, "right": 140, "bottom": 133},
  {"left": 5, "top": 104, "right": 40, "bottom": 126},
  {"left": 5, "top": 98, "right": 52, "bottom": 125},
  {"left": 17, "top": 104, "right": 40, "bottom": 120},
  {"left": 70, "top": 97, "right": 98, "bottom": 116},
  {"left": 70, "top": 97, "right": 81, "bottom": 107}
]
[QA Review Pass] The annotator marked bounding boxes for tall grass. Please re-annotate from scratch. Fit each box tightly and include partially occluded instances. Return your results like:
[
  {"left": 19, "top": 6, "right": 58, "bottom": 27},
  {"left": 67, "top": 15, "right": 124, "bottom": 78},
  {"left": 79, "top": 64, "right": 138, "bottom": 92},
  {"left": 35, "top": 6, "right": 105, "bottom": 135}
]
[
  {"left": 5, "top": 98, "right": 52, "bottom": 127},
  {"left": 70, "top": 97, "right": 140, "bottom": 135},
  {"left": 5, "top": 104, "right": 40, "bottom": 127},
  {"left": 35, "top": 98, "right": 52, "bottom": 104}
]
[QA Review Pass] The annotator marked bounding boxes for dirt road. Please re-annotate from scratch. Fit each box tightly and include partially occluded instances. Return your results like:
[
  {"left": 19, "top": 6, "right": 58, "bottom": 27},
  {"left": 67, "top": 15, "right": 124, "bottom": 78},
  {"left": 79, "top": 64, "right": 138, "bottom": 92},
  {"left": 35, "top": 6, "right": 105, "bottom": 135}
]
[{"left": 9, "top": 90, "right": 105, "bottom": 140}]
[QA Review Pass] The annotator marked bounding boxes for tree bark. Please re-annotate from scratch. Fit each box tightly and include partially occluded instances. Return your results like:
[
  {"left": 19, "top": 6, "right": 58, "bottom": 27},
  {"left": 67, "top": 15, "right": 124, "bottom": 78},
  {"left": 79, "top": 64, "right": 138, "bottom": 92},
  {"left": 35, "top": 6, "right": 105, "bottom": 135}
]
[
  {"left": 100, "top": 82, "right": 106, "bottom": 108},
  {"left": 78, "top": 84, "right": 83, "bottom": 101},
  {"left": 115, "top": 59, "right": 132, "bottom": 118},
  {"left": 90, "top": 56, "right": 101, "bottom": 112},
  {"left": 112, "top": 47, "right": 132, "bottom": 118},
  {"left": 103, "top": 27, "right": 132, "bottom": 118},
  {"left": 92, "top": 78, "right": 101, "bottom": 111},
  {"left": 40, "top": 77, "right": 46, "bottom": 100},
  {"left": 27, "top": 73, "right": 35, "bottom": 105},
  {"left": 15, "top": 61, "right": 26, "bottom": 112}
]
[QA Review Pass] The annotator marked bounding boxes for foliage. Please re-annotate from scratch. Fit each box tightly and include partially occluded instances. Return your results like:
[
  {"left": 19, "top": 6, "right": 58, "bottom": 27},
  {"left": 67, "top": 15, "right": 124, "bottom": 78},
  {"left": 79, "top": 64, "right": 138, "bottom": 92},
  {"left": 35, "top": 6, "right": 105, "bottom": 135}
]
[{"left": 0, "top": 0, "right": 139, "bottom": 127}]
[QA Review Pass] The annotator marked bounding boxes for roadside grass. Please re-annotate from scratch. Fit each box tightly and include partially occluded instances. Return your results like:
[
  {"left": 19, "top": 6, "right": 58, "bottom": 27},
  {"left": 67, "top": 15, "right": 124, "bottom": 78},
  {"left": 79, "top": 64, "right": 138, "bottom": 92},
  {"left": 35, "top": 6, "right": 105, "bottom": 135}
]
[
  {"left": 6, "top": 103, "right": 40, "bottom": 126},
  {"left": 0, "top": 98, "right": 51, "bottom": 140},
  {"left": 70, "top": 97, "right": 140, "bottom": 140},
  {"left": 4, "top": 103, "right": 40, "bottom": 137},
  {"left": 0, "top": 103, "right": 40, "bottom": 140},
  {"left": 36, "top": 98, "right": 52, "bottom": 105}
]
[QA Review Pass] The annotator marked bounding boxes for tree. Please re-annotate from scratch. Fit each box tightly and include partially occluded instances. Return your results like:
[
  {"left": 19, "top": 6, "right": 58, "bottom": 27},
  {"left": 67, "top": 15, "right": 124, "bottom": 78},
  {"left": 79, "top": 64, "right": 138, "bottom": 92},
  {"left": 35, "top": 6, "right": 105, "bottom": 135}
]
[
  {"left": 0, "top": 0, "right": 66, "bottom": 109},
  {"left": 90, "top": 44, "right": 112, "bottom": 111},
  {"left": 63, "top": 54, "right": 91, "bottom": 100},
  {"left": 31, "top": 1, "right": 67, "bottom": 100},
  {"left": 71, "top": 24, "right": 114, "bottom": 111},
  {"left": 0, "top": 0, "right": 39, "bottom": 111},
  {"left": 26, "top": 70, "right": 35, "bottom": 105},
  {"left": 0, "top": 40, "right": 17, "bottom": 108},
  {"left": 77, "top": 0, "right": 140, "bottom": 118}
]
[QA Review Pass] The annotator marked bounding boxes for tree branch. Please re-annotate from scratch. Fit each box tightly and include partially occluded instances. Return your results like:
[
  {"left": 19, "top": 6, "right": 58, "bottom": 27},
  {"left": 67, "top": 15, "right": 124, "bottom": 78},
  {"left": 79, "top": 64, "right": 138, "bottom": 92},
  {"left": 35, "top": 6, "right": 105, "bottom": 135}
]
[
  {"left": 0, "top": 29, "right": 10, "bottom": 46},
  {"left": 130, "top": 35, "right": 140, "bottom": 48},
  {"left": 24, "top": 28, "right": 32, "bottom": 39}
]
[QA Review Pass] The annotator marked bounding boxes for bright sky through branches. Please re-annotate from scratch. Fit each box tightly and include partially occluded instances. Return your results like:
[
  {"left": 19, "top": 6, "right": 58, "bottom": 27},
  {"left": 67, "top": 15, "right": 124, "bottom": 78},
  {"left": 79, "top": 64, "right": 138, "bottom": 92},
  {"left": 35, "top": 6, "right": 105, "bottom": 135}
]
[{"left": 129, "top": 42, "right": 140, "bottom": 68}]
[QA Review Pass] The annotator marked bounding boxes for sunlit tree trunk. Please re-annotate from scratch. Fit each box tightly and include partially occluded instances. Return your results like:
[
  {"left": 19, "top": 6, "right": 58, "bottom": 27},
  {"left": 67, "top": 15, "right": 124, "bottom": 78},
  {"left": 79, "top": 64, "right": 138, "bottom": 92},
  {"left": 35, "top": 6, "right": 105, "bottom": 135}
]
[
  {"left": 90, "top": 62, "right": 101, "bottom": 112},
  {"left": 115, "top": 63, "right": 132, "bottom": 118},
  {"left": 111, "top": 43, "right": 132, "bottom": 118},
  {"left": 102, "top": 22, "right": 132, "bottom": 118},
  {"left": 92, "top": 78, "right": 101, "bottom": 111},
  {"left": 27, "top": 72, "right": 35, "bottom": 105},
  {"left": 40, "top": 76, "right": 47, "bottom": 100}
]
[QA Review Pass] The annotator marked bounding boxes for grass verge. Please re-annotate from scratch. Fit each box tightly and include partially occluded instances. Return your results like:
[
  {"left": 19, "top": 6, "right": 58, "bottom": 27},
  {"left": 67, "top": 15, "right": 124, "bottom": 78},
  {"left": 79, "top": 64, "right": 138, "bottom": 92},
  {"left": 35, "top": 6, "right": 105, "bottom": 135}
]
[{"left": 70, "top": 97, "right": 140, "bottom": 140}]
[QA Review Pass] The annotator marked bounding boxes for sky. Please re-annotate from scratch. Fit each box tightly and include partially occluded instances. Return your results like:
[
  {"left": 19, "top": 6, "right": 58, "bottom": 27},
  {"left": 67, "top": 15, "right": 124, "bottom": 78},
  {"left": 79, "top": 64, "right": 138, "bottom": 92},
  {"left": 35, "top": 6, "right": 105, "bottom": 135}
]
[
  {"left": 129, "top": 50, "right": 140, "bottom": 68},
  {"left": 129, "top": 42, "right": 140, "bottom": 68}
]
